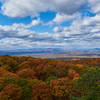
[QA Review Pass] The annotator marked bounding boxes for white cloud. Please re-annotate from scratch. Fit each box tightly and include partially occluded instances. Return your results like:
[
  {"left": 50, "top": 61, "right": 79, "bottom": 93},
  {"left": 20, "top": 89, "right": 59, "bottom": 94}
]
[
  {"left": 53, "top": 26, "right": 62, "bottom": 32},
  {"left": 1, "top": 0, "right": 48, "bottom": 17},
  {"left": 0, "top": 14, "right": 100, "bottom": 49},
  {"left": 0, "top": 0, "right": 100, "bottom": 50},
  {"left": 52, "top": 13, "right": 80, "bottom": 24},
  {"left": 28, "top": 19, "right": 41, "bottom": 27},
  {"left": 88, "top": 0, "right": 100, "bottom": 13},
  {"left": 49, "top": 0, "right": 86, "bottom": 14},
  {"left": 0, "top": 38, "right": 34, "bottom": 50},
  {"left": 0, "top": 19, "right": 40, "bottom": 38},
  {"left": 1, "top": 0, "right": 87, "bottom": 17}
]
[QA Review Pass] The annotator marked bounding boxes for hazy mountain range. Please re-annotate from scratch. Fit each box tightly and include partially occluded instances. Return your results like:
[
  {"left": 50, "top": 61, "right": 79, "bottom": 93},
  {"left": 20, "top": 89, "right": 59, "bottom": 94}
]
[{"left": 0, "top": 48, "right": 100, "bottom": 57}]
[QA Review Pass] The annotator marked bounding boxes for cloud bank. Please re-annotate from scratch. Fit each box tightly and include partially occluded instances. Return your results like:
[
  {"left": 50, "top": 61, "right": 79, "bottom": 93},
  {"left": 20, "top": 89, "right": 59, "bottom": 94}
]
[
  {"left": 1, "top": 0, "right": 87, "bottom": 17},
  {"left": 0, "top": 0, "right": 100, "bottom": 50}
]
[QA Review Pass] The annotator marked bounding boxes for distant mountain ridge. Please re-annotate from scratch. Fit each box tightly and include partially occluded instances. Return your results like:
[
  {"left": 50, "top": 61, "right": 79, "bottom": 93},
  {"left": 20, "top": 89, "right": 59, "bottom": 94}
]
[{"left": 0, "top": 48, "right": 100, "bottom": 56}]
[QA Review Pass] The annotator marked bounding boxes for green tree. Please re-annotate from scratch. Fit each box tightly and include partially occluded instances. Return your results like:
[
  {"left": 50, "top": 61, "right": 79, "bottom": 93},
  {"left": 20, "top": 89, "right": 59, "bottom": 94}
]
[{"left": 71, "top": 68, "right": 100, "bottom": 100}]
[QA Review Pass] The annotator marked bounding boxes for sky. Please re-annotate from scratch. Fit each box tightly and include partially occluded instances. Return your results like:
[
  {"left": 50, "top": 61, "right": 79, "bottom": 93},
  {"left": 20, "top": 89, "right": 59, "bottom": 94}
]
[{"left": 0, "top": 0, "right": 100, "bottom": 50}]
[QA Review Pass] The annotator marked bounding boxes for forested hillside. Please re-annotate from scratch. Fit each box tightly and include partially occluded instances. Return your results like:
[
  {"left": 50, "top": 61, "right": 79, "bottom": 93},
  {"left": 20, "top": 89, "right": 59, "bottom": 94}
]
[{"left": 0, "top": 55, "right": 100, "bottom": 100}]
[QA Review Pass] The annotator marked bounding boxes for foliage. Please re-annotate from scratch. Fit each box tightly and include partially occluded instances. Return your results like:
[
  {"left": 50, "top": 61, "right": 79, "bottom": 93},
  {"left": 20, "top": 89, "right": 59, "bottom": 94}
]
[
  {"left": 46, "top": 76, "right": 57, "bottom": 83},
  {"left": 1, "top": 84, "right": 22, "bottom": 100},
  {"left": 0, "top": 55, "right": 100, "bottom": 100},
  {"left": 71, "top": 67, "right": 100, "bottom": 100}
]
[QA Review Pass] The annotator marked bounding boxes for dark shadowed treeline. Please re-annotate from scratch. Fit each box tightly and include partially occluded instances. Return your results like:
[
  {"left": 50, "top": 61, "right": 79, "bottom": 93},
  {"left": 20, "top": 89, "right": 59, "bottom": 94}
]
[{"left": 0, "top": 55, "right": 100, "bottom": 100}]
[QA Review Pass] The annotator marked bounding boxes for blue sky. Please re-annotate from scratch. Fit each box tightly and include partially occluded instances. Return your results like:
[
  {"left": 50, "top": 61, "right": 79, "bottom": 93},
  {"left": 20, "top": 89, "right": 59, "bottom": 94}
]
[{"left": 0, "top": 0, "right": 100, "bottom": 50}]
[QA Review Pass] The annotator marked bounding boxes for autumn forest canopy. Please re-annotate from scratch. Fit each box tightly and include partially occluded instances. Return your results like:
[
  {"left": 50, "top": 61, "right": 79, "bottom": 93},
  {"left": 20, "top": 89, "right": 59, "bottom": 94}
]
[
  {"left": 0, "top": 55, "right": 100, "bottom": 100},
  {"left": 0, "top": 0, "right": 100, "bottom": 99}
]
